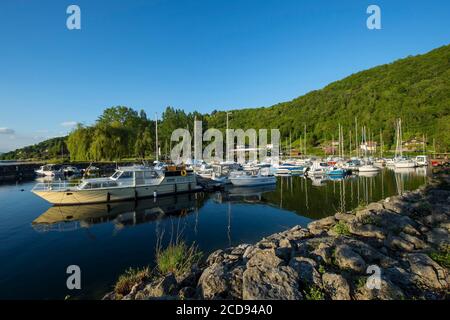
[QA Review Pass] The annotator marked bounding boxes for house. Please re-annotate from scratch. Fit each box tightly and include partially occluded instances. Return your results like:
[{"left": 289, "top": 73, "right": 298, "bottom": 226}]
[
  {"left": 404, "top": 137, "right": 426, "bottom": 152},
  {"left": 360, "top": 141, "right": 377, "bottom": 152}
]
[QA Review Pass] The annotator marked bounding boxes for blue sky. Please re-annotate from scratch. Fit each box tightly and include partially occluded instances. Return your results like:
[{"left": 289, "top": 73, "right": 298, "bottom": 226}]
[{"left": 0, "top": 0, "right": 449, "bottom": 152}]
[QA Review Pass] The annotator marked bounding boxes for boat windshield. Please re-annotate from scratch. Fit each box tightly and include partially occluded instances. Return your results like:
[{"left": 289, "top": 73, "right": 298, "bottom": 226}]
[{"left": 111, "top": 171, "right": 122, "bottom": 179}]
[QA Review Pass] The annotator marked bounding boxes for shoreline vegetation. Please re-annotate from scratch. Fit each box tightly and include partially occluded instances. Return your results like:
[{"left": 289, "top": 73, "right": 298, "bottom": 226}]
[
  {"left": 2, "top": 44, "right": 450, "bottom": 162},
  {"left": 103, "top": 169, "right": 449, "bottom": 300}
]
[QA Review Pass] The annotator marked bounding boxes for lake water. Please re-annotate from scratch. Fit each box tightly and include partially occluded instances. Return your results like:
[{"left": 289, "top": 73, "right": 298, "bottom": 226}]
[{"left": 0, "top": 167, "right": 429, "bottom": 299}]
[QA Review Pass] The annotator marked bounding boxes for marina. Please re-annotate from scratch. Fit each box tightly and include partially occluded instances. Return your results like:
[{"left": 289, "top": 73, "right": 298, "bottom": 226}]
[
  {"left": 1, "top": 1, "right": 449, "bottom": 304},
  {"left": 0, "top": 166, "right": 430, "bottom": 299}
]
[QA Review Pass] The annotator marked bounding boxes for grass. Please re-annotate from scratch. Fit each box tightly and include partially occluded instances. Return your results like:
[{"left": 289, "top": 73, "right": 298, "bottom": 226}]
[
  {"left": 429, "top": 244, "right": 450, "bottom": 268},
  {"left": 355, "top": 276, "right": 368, "bottom": 289},
  {"left": 156, "top": 241, "right": 202, "bottom": 277},
  {"left": 360, "top": 215, "right": 382, "bottom": 227},
  {"left": 332, "top": 221, "right": 351, "bottom": 236},
  {"left": 304, "top": 285, "right": 325, "bottom": 300},
  {"left": 352, "top": 201, "right": 368, "bottom": 214},
  {"left": 114, "top": 266, "right": 151, "bottom": 297},
  {"left": 318, "top": 265, "right": 326, "bottom": 274}
]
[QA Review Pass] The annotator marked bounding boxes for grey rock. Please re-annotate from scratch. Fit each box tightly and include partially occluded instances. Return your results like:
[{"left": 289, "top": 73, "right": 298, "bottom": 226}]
[
  {"left": 308, "top": 216, "right": 336, "bottom": 234},
  {"left": 335, "top": 212, "right": 356, "bottom": 222},
  {"left": 385, "top": 235, "right": 415, "bottom": 252},
  {"left": 242, "top": 266, "right": 302, "bottom": 300},
  {"left": 348, "top": 223, "right": 385, "bottom": 240},
  {"left": 399, "top": 232, "right": 428, "bottom": 250},
  {"left": 246, "top": 249, "right": 285, "bottom": 269},
  {"left": 145, "top": 273, "right": 178, "bottom": 298},
  {"left": 406, "top": 253, "right": 448, "bottom": 290},
  {"left": 197, "top": 263, "right": 230, "bottom": 299},
  {"left": 366, "top": 202, "right": 384, "bottom": 212},
  {"left": 311, "top": 243, "right": 334, "bottom": 265},
  {"left": 384, "top": 267, "right": 414, "bottom": 287},
  {"left": 426, "top": 228, "right": 450, "bottom": 246},
  {"left": 423, "top": 213, "right": 448, "bottom": 227},
  {"left": 206, "top": 249, "right": 225, "bottom": 266},
  {"left": 289, "top": 256, "right": 322, "bottom": 287},
  {"left": 321, "top": 273, "right": 351, "bottom": 300},
  {"left": 228, "top": 266, "right": 244, "bottom": 299},
  {"left": 354, "top": 278, "right": 404, "bottom": 300},
  {"left": 178, "top": 286, "right": 196, "bottom": 300},
  {"left": 334, "top": 244, "right": 366, "bottom": 273},
  {"left": 230, "top": 244, "right": 251, "bottom": 256}
]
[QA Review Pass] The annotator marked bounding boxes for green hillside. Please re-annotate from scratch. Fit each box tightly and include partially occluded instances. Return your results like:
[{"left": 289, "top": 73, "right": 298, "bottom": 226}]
[
  {"left": 0, "top": 137, "right": 68, "bottom": 161},
  {"left": 2, "top": 44, "right": 449, "bottom": 161},
  {"left": 206, "top": 44, "right": 450, "bottom": 151}
]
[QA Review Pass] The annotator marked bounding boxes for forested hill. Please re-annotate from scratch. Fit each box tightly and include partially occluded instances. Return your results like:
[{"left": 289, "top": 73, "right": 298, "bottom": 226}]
[
  {"left": 2, "top": 44, "right": 449, "bottom": 161},
  {"left": 205, "top": 44, "right": 450, "bottom": 150}
]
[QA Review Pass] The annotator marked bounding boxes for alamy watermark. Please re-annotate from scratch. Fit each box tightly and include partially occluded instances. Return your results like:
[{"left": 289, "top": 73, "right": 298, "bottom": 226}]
[
  {"left": 170, "top": 121, "right": 280, "bottom": 165},
  {"left": 66, "top": 265, "right": 81, "bottom": 290},
  {"left": 367, "top": 5, "right": 382, "bottom": 30},
  {"left": 66, "top": 5, "right": 81, "bottom": 30}
]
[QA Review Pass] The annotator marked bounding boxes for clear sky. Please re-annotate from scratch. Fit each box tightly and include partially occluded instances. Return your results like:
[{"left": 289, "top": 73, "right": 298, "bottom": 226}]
[{"left": 1, "top": 0, "right": 449, "bottom": 152}]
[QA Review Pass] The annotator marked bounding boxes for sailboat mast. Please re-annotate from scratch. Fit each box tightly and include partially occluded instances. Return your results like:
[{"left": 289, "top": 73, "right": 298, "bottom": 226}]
[
  {"left": 355, "top": 117, "right": 359, "bottom": 158},
  {"left": 155, "top": 112, "right": 159, "bottom": 162}
]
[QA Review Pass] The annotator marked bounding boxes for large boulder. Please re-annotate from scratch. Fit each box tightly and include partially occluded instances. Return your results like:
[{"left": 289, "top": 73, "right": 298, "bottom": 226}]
[
  {"left": 348, "top": 223, "right": 386, "bottom": 240},
  {"left": 321, "top": 273, "right": 351, "bottom": 300},
  {"left": 143, "top": 273, "right": 178, "bottom": 298},
  {"left": 406, "top": 253, "right": 448, "bottom": 291},
  {"left": 289, "top": 257, "right": 322, "bottom": 287},
  {"left": 334, "top": 244, "right": 366, "bottom": 273},
  {"left": 197, "top": 263, "right": 230, "bottom": 299},
  {"left": 308, "top": 216, "right": 336, "bottom": 235},
  {"left": 354, "top": 278, "right": 404, "bottom": 300},
  {"left": 246, "top": 248, "right": 285, "bottom": 269},
  {"left": 242, "top": 265, "right": 303, "bottom": 300}
]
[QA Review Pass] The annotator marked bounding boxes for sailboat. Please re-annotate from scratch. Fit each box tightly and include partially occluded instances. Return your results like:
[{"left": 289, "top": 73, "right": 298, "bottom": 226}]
[
  {"left": 394, "top": 119, "right": 416, "bottom": 169},
  {"left": 358, "top": 126, "right": 381, "bottom": 173}
]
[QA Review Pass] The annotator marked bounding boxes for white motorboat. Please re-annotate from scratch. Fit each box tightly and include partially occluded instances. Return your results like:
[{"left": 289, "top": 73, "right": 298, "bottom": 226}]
[
  {"left": 358, "top": 164, "right": 381, "bottom": 172},
  {"left": 275, "top": 163, "right": 307, "bottom": 175},
  {"left": 307, "top": 161, "right": 329, "bottom": 176},
  {"left": 35, "top": 164, "right": 61, "bottom": 177},
  {"left": 385, "top": 158, "right": 396, "bottom": 167},
  {"left": 415, "top": 155, "right": 428, "bottom": 166},
  {"left": 32, "top": 165, "right": 199, "bottom": 205},
  {"left": 394, "top": 159, "right": 416, "bottom": 169},
  {"left": 61, "top": 165, "right": 81, "bottom": 176},
  {"left": 229, "top": 168, "right": 276, "bottom": 187},
  {"left": 342, "top": 159, "right": 361, "bottom": 171}
]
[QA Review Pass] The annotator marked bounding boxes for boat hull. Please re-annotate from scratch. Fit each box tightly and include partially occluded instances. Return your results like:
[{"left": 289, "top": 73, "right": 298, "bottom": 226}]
[
  {"left": 230, "top": 176, "right": 276, "bottom": 187},
  {"left": 32, "top": 177, "right": 199, "bottom": 206}
]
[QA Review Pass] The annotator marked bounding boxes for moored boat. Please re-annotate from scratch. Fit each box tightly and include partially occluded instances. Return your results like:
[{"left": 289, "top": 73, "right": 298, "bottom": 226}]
[
  {"left": 35, "top": 164, "right": 62, "bottom": 177},
  {"left": 229, "top": 168, "right": 276, "bottom": 187},
  {"left": 415, "top": 155, "right": 428, "bottom": 166},
  {"left": 32, "top": 165, "right": 199, "bottom": 205}
]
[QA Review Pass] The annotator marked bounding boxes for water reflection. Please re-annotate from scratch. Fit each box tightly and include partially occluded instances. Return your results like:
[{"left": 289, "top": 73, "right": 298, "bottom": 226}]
[
  {"left": 32, "top": 168, "right": 429, "bottom": 232},
  {"left": 33, "top": 193, "right": 203, "bottom": 232}
]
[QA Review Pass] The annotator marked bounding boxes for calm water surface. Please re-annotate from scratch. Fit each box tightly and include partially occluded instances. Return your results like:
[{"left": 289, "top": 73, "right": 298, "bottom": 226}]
[{"left": 0, "top": 167, "right": 429, "bottom": 299}]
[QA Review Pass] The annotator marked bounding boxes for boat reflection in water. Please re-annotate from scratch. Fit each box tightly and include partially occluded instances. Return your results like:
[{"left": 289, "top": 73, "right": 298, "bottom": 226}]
[
  {"left": 32, "top": 193, "right": 201, "bottom": 232},
  {"left": 214, "top": 185, "right": 277, "bottom": 204}
]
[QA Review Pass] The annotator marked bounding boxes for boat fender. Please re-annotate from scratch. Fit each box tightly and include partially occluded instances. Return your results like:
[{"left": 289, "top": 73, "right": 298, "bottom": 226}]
[{"left": 181, "top": 169, "right": 187, "bottom": 176}]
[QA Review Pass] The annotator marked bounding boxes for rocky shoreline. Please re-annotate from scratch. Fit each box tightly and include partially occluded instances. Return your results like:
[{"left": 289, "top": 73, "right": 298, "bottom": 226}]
[{"left": 104, "top": 171, "right": 450, "bottom": 300}]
